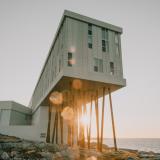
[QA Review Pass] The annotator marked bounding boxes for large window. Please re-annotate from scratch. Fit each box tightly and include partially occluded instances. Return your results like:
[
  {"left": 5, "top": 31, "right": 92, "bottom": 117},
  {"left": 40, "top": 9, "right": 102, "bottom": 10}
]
[
  {"left": 88, "top": 24, "right": 93, "bottom": 48},
  {"left": 68, "top": 52, "right": 73, "bottom": 67},
  {"left": 110, "top": 62, "right": 114, "bottom": 75},
  {"left": 101, "top": 28, "right": 109, "bottom": 52},
  {"left": 94, "top": 58, "right": 103, "bottom": 72}
]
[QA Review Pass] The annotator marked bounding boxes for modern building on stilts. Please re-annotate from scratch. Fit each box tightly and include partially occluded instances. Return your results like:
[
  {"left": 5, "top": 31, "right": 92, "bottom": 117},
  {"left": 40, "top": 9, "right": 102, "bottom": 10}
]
[{"left": 0, "top": 10, "right": 126, "bottom": 151}]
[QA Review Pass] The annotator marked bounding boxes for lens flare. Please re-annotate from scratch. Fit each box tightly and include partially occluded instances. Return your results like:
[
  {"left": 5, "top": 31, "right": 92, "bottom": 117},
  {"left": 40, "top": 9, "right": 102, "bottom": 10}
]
[
  {"left": 69, "top": 59, "right": 76, "bottom": 65},
  {"left": 72, "top": 79, "right": 82, "bottom": 90},
  {"left": 69, "top": 46, "right": 76, "bottom": 53},
  {"left": 80, "top": 114, "right": 89, "bottom": 126},
  {"left": 49, "top": 91, "right": 63, "bottom": 105},
  {"left": 87, "top": 156, "right": 97, "bottom": 160},
  {"left": 61, "top": 106, "right": 74, "bottom": 121}
]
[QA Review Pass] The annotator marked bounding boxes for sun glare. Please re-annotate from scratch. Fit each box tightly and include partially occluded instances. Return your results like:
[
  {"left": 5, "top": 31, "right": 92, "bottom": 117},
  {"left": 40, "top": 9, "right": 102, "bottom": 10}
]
[{"left": 80, "top": 114, "right": 89, "bottom": 126}]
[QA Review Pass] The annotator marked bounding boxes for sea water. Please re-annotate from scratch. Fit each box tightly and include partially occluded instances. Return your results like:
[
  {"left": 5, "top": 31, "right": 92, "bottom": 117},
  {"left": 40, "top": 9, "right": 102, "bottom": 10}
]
[{"left": 103, "top": 138, "right": 160, "bottom": 153}]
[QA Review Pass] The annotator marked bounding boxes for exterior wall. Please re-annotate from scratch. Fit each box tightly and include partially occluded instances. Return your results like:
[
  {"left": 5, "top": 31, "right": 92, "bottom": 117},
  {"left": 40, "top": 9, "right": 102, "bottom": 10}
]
[
  {"left": 0, "top": 125, "right": 46, "bottom": 142},
  {"left": 32, "top": 106, "right": 48, "bottom": 139},
  {"left": 64, "top": 17, "right": 124, "bottom": 83},
  {"left": 10, "top": 110, "right": 31, "bottom": 125},
  {"left": 0, "top": 101, "right": 32, "bottom": 126},
  {"left": 0, "top": 104, "right": 48, "bottom": 142},
  {"left": 30, "top": 20, "right": 67, "bottom": 110},
  {"left": 0, "top": 110, "right": 11, "bottom": 125}
]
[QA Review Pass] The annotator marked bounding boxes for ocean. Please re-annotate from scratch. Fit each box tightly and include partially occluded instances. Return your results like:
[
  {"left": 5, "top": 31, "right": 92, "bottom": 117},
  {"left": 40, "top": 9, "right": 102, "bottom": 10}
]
[{"left": 103, "top": 138, "right": 160, "bottom": 153}]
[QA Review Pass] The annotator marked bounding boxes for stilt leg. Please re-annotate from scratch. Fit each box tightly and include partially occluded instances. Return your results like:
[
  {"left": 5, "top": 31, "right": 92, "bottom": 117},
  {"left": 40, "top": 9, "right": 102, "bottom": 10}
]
[
  {"left": 46, "top": 105, "right": 52, "bottom": 143},
  {"left": 52, "top": 111, "right": 58, "bottom": 143},
  {"left": 95, "top": 91, "right": 100, "bottom": 151},
  {"left": 100, "top": 87, "right": 105, "bottom": 152},
  {"left": 88, "top": 95, "right": 93, "bottom": 149},
  {"left": 60, "top": 105, "right": 63, "bottom": 144},
  {"left": 108, "top": 88, "right": 117, "bottom": 151},
  {"left": 56, "top": 111, "right": 58, "bottom": 144}
]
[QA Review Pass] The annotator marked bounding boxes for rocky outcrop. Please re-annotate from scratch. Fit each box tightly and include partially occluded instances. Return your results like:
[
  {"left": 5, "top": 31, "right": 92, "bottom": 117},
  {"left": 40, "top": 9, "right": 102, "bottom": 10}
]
[{"left": 0, "top": 134, "right": 160, "bottom": 160}]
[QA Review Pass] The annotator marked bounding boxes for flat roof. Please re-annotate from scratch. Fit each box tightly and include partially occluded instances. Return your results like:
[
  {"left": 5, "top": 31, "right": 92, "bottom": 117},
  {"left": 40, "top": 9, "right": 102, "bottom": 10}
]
[
  {"left": 64, "top": 10, "right": 122, "bottom": 33},
  {"left": 0, "top": 101, "right": 32, "bottom": 114}
]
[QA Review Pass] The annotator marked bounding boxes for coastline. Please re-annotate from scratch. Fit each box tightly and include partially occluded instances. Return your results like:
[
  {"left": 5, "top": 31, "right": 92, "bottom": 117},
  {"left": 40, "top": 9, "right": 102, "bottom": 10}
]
[{"left": 0, "top": 134, "right": 160, "bottom": 160}]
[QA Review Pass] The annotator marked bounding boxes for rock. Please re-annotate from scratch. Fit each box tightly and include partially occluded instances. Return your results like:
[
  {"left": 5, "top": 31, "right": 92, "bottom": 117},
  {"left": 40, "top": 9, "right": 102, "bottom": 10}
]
[
  {"left": 1, "top": 142, "right": 17, "bottom": 150},
  {"left": 40, "top": 151, "right": 53, "bottom": 160},
  {"left": 35, "top": 142, "right": 46, "bottom": 150},
  {"left": 127, "top": 157, "right": 136, "bottom": 160},
  {"left": 13, "top": 158, "right": 22, "bottom": 160},
  {"left": 1, "top": 152, "right": 10, "bottom": 160},
  {"left": 10, "top": 150, "right": 18, "bottom": 157},
  {"left": 21, "top": 141, "right": 32, "bottom": 150},
  {"left": 45, "top": 143, "right": 60, "bottom": 153}
]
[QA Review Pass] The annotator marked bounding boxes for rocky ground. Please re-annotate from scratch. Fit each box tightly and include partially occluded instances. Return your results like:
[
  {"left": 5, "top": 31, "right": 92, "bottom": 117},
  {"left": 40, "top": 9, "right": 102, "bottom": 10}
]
[{"left": 0, "top": 134, "right": 160, "bottom": 160}]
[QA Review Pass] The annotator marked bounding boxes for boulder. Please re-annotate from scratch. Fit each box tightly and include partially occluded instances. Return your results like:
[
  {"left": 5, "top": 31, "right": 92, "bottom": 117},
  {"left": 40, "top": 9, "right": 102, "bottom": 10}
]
[{"left": 1, "top": 152, "right": 10, "bottom": 160}]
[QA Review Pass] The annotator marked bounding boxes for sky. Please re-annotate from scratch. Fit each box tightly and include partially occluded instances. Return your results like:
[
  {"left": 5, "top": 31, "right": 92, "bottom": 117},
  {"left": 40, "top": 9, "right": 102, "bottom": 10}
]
[{"left": 0, "top": 0, "right": 160, "bottom": 138}]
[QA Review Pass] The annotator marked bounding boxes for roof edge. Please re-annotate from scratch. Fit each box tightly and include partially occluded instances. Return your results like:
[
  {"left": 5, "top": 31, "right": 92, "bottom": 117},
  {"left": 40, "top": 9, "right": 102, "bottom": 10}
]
[{"left": 64, "top": 10, "right": 122, "bottom": 33}]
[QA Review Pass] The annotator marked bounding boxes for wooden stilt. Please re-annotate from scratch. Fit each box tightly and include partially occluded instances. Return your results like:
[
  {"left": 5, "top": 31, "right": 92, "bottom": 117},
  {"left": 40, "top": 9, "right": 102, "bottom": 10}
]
[
  {"left": 68, "top": 124, "right": 72, "bottom": 146},
  {"left": 71, "top": 92, "right": 75, "bottom": 146},
  {"left": 78, "top": 91, "right": 85, "bottom": 147},
  {"left": 88, "top": 95, "right": 93, "bottom": 149},
  {"left": 100, "top": 87, "right": 105, "bottom": 152},
  {"left": 46, "top": 105, "right": 51, "bottom": 143},
  {"left": 108, "top": 88, "right": 117, "bottom": 151},
  {"left": 81, "top": 91, "right": 85, "bottom": 147},
  {"left": 60, "top": 105, "right": 63, "bottom": 144},
  {"left": 52, "top": 111, "right": 58, "bottom": 143},
  {"left": 56, "top": 111, "right": 58, "bottom": 144},
  {"left": 95, "top": 91, "right": 100, "bottom": 151}
]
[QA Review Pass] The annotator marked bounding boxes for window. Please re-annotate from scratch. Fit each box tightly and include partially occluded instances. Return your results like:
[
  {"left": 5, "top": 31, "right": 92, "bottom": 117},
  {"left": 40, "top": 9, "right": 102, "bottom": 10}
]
[
  {"left": 115, "top": 33, "right": 120, "bottom": 56},
  {"left": 94, "top": 58, "right": 98, "bottom": 72},
  {"left": 88, "top": 24, "right": 93, "bottom": 48},
  {"left": 101, "top": 28, "right": 109, "bottom": 52},
  {"left": 94, "top": 58, "right": 103, "bottom": 72},
  {"left": 110, "top": 62, "right": 114, "bottom": 75},
  {"left": 68, "top": 52, "right": 72, "bottom": 67}
]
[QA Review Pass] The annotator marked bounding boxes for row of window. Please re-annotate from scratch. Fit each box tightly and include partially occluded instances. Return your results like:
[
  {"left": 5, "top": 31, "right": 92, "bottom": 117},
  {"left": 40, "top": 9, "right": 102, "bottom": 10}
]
[
  {"left": 87, "top": 23, "right": 120, "bottom": 56},
  {"left": 93, "top": 58, "right": 114, "bottom": 75},
  {"left": 88, "top": 24, "right": 93, "bottom": 48},
  {"left": 67, "top": 52, "right": 114, "bottom": 75}
]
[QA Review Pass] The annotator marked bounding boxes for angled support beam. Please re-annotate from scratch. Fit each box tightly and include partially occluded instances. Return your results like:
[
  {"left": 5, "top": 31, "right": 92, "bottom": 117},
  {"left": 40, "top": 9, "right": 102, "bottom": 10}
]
[
  {"left": 95, "top": 90, "right": 100, "bottom": 151},
  {"left": 88, "top": 95, "right": 93, "bottom": 149},
  {"left": 52, "top": 111, "right": 58, "bottom": 143},
  {"left": 108, "top": 88, "right": 117, "bottom": 151},
  {"left": 100, "top": 87, "right": 105, "bottom": 151},
  {"left": 60, "top": 105, "right": 64, "bottom": 144}
]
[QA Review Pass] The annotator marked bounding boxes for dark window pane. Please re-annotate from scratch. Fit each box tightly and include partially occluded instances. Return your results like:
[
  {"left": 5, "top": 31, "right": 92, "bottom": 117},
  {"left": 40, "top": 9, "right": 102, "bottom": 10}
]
[
  {"left": 68, "top": 52, "right": 72, "bottom": 67},
  {"left": 88, "top": 35, "right": 92, "bottom": 43},
  {"left": 88, "top": 30, "right": 92, "bottom": 35},
  {"left": 88, "top": 23, "right": 92, "bottom": 31},
  {"left": 102, "top": 40, "right": 106, "bottom": 46},
  {"left": 94, "top": 66, "right": 98, "bottom": 72},
  {"left": 110, "top": 62, "right": 114, "bottom": 75},
  {"left": 102, "top": 47, "right": 106, "bottom": 52},
  {"left": 88, "top": 43, "right": 92, "bottom": 48}
]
